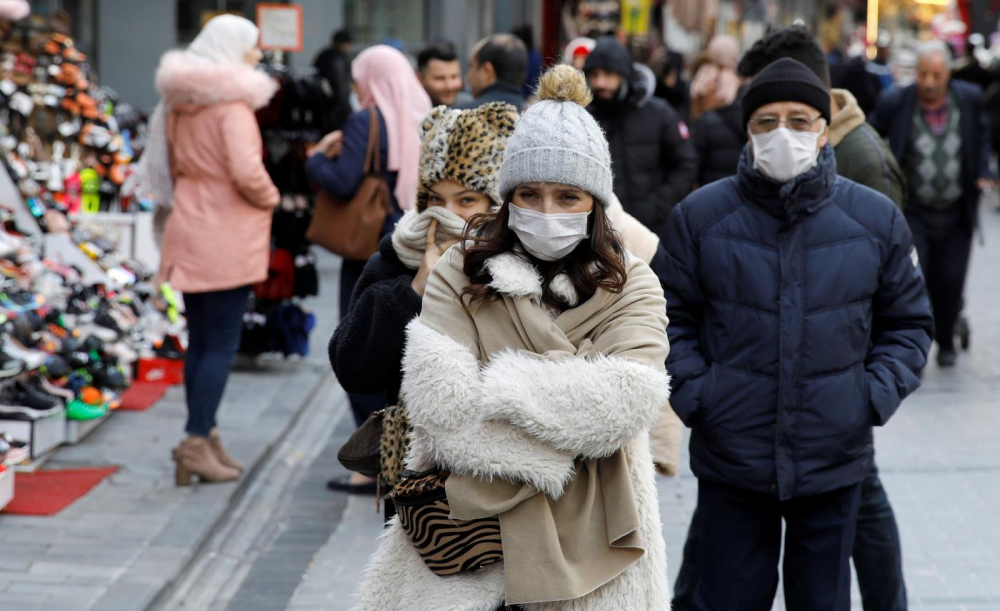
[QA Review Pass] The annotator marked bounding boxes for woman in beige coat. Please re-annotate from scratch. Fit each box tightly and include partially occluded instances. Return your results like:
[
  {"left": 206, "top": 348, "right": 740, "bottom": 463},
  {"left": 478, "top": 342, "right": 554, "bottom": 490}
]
[
  {"left": 151, "top": 15, "right": 280, "bottom": 485},
  {"left": 355, "top": 66, "right": 672, "bottom": 611}
]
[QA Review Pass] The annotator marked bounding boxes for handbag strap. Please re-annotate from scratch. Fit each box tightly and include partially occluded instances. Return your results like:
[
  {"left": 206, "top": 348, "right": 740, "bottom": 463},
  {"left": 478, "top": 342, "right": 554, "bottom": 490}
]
[{"left": 363, "top": 107, "right": 382, "bottom": 176}]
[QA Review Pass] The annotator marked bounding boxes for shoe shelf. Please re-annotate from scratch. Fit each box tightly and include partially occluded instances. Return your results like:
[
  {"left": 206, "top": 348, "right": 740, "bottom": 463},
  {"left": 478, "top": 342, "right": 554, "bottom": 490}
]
[
  {"left": 0, "top": 466, "right": 13, "bottom": 512},
  {"left": 1, "top": 407, "right": 66, "bottom": 470},
  {"left": 64, "top": 410, "right": 111, "bottom": 445}
]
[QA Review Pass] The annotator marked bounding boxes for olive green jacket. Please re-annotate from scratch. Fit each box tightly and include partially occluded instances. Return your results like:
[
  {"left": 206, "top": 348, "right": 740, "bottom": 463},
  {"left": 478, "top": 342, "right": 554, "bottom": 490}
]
[{"left": 831, "top": 89, "right": 907, "bottom": 208}]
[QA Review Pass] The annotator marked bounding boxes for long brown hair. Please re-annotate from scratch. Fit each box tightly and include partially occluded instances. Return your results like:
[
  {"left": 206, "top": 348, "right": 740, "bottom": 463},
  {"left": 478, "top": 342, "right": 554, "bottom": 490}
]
[{"left": 461, "top": 198, "right": 628, "bottom": 308}]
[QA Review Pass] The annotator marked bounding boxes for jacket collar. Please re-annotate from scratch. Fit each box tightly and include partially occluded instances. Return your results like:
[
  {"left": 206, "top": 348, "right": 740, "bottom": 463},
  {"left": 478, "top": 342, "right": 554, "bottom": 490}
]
[
  {"left": 829, "top": 89, "right": 866, "bottom": 147},
  {"left": 484, "top": 250, "right": 580, "bottom": 307},
  {"left": 736, "top": 144, "right": 838, "bottom": 223}
]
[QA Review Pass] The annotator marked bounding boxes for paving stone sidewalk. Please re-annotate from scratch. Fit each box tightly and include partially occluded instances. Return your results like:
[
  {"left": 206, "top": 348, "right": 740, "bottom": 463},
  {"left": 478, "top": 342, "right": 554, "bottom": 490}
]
[
  {"left": 287, "top": 200, "right": 1000, "bottom": 611},
  {"left": 0, "top": 254, "right": 342, "bottom": 611}
]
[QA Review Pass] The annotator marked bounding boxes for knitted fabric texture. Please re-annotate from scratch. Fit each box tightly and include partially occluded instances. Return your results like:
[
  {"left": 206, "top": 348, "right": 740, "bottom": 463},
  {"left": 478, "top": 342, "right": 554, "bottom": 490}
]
[
  {"left": 742, "top": 57, "right": 831, "bottom": 128},
  {"left": 499, "top": 94, "right": 614, "bottom": 205},
  {"left": 416, "top": 102, "right": 518, "bottom": 211},
  {"left": 391, "top": 206, "right": 468, "bottom": 270}
]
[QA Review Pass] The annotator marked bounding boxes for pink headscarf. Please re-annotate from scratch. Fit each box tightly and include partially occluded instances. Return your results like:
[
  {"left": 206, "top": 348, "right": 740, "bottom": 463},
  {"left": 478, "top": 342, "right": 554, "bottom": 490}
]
[{"left": 352, "top": 45, "right": 431, "bottom": 211}]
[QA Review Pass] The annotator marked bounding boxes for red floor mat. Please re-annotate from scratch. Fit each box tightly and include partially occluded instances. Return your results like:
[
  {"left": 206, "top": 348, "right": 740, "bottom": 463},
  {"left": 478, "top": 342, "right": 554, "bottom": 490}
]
[
  {"left": 117, "top": 382, "right": 170, "bottom": 411},
  {"left": 1, "top": 467, "right": 118, "bottom": 516}
]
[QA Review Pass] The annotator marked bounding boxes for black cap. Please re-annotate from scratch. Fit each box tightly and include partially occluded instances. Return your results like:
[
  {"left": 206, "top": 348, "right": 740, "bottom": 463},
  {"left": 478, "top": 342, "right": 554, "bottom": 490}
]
[{"left": 742, "top": 57, "right": 831, "bottom": 128}]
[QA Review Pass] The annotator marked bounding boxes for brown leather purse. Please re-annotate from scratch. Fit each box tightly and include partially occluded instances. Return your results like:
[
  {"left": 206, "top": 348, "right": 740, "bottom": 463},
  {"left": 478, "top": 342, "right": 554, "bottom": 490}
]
[{"left": 307, "top": 107, "right": 391, "bottom": 260}]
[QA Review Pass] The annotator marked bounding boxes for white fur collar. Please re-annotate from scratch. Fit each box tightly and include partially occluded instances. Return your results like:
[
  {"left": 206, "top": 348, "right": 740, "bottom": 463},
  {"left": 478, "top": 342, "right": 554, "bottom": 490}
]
[
  {"left": 484, "top": 252, "right": 580, "bottom": 307},
  {"left": 155, "top": 50, "right": 278, "bottom": 110}
]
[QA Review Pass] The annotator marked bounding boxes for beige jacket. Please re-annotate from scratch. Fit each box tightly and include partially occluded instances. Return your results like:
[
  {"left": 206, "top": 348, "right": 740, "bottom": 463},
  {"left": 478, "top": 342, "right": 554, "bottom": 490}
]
[
  {"left": 607, "top": 196, "right": 685, "bottom": 476},
  {"left": 354, "top": 246, "right": 672, "bottom": 610}
]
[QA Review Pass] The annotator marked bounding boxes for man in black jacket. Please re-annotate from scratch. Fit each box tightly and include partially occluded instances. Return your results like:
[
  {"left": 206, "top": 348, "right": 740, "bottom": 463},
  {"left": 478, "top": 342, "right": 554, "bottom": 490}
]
[
  {"left": 583, "top": 37, "right": 697, "bottom": 238},
  {"left": 870, "top": 40, "right": 996, "bottom": 367}
]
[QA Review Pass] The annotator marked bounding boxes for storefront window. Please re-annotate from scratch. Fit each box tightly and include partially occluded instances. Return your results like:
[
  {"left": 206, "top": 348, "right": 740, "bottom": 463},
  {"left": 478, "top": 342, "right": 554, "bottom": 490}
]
[
  {"left": 345, "top": 0, "right": 428, "bottom": 54},
  {"left": 177, "top": 0, "right": 285, "bottom": 44}
]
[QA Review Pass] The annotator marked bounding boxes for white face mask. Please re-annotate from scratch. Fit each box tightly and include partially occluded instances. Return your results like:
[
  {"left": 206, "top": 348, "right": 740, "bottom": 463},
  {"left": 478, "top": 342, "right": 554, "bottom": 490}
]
[
  {"left": 508, "top": 204, "right": 591, "bottom": 262},
  {"left": 750, "top": 127, "right": 822, "bottom": 183}
]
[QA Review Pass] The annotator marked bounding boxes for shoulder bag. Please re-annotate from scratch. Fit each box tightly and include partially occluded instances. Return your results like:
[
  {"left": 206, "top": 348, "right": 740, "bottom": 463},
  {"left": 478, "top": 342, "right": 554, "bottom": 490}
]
[{"left": 306, "top": 107, "right": 391, "bottom": 260}]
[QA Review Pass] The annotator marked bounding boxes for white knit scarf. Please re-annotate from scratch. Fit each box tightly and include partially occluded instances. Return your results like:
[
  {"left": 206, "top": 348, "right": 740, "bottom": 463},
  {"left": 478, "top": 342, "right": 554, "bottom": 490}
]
[{"left": 391, "top": 206, "right": 469, "bottom": 270}]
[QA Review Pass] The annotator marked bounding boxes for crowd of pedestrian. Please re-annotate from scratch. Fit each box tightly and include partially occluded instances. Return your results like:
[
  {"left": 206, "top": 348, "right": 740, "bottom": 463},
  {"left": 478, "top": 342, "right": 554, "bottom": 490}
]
[{"left": 144, "top": 12, "right": 996, "bottom": 611}]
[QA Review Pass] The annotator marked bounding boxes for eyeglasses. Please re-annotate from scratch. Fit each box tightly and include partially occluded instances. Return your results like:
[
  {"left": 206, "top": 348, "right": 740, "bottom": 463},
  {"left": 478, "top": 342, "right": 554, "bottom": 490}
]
[{"left": 748, "top": 115, "right": 825, "bottom": 135}]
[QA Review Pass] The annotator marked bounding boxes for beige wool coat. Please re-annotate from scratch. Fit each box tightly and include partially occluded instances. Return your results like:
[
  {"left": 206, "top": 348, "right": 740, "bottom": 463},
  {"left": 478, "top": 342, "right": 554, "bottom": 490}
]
[{"left": 353, "top": 245, "right": 672, "bottom": 610}]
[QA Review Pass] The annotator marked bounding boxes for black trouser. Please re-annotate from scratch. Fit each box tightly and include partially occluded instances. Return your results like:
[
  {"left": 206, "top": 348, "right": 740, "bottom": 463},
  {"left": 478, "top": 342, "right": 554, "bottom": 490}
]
[
  {"left": 905, "top": 204, "right": 972, "bottom": 351},
  {"left": 686, "top": 479, "right": 863, "bottom": 611},
  {"left": 339, "top": 257, "right": 386, "bottom": 427},
  {"left": 673, "top": 467, "right": 906, "bottom": 611}
]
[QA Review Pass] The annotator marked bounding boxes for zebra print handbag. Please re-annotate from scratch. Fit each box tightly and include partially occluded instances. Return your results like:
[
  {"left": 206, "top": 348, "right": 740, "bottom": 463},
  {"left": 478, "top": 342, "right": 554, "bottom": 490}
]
[{"left": 388, "top": 469, "right": 503, "bottom": 576}]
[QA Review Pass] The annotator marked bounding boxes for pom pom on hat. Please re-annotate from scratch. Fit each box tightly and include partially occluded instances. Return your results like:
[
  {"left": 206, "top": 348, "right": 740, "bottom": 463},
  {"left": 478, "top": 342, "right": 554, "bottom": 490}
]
[{"left": 536, "top": 64, "right": 593, "bottom": 106}]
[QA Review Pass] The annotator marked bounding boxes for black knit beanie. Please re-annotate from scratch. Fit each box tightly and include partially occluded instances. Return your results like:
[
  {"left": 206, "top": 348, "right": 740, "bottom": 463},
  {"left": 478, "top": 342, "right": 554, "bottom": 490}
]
[{"left": 742, "top": 57, "right": 831, "bottom": 128}]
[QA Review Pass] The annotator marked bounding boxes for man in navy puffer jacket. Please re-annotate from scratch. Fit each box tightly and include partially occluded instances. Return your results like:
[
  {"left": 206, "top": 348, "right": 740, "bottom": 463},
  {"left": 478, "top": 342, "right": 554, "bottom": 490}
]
[{"left": 662, "top": 58, "right": 933, "bottom": 610}]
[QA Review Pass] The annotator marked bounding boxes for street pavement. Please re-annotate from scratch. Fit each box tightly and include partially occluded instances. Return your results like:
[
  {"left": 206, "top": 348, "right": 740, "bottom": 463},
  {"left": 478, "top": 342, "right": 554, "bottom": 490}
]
[{"left": 2, "top": 195, "right": 1000, "bottom": 610}]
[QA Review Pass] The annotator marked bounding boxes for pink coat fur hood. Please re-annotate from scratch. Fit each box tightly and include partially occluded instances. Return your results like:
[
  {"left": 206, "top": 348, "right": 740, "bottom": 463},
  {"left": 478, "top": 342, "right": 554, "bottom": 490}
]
[
  {"left": 155, "top": 50, "right": 277, "bottom": 110},
  {"left": 155, "top": 50, "right": 280, "bottom": 293}
]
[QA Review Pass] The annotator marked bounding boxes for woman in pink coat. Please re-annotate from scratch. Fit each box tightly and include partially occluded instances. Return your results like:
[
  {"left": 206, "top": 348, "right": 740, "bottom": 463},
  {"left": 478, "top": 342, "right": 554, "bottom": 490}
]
[{"left": 152, "top": 15, "right": 279, "bottom": 485}]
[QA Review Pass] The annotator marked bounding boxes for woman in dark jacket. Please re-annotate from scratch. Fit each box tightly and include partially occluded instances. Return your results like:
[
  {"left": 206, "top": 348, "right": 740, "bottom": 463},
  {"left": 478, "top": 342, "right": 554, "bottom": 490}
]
[
  {"left": 306, "top": 46, "right": 430, "bottom": 493},
  {"left": 325, "top": 102, "right": 518, "bottom": 493}
]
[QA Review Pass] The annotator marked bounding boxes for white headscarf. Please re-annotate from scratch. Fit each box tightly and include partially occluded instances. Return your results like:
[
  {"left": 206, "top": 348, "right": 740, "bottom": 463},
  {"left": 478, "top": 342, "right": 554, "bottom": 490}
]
[{"left": 127, "top": 15, "right": 260, "bottom": 242}]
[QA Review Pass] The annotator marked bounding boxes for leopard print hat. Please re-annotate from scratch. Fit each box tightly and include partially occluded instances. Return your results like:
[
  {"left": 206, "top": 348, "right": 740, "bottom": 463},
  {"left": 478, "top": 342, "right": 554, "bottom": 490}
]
[{"left": 415, "top": 102, "right": 519, "bottom": 212}]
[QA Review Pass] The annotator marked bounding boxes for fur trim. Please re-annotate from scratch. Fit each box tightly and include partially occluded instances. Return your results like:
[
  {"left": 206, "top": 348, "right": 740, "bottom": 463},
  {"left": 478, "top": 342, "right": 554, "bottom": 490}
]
[
  {"left": 549, "top": 273, "right": 579, "bottom": 307},
  {"left": 485, "top": 252, "right": 544, "bottom": 300},
  {"left": 829, "top": 89, "right": 866, "bottom": 148},
  {"left": 483, "top": 249, "right": 634, "bottom": 305},
  {"left": 401, "top": 318, "right": 577, "bottom": 499},
  {"left": 353, "top": 520, "right": 506, "bottom": 611},
  {"left": 416, "top": 102, "right": 518, "bottom": 211},
  {"left": 155, "top": 50, "right": 277, "bottom": 110},
  {"left": 479, "top": 350, "right": 671, "bottom": 458}
]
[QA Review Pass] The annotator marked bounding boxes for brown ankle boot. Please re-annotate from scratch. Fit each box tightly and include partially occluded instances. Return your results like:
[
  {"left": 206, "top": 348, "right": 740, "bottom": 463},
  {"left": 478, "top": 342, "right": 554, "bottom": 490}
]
[
  {"left": 173, "top": 436, "right": 240, "bottom": 485},
  {"left": 209, "top": 428, "right": 244, "bottom": 473}
]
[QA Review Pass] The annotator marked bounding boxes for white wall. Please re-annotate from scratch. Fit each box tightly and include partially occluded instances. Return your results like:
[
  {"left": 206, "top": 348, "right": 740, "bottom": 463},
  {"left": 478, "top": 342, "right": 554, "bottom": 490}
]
[{"left": 96, "top": 0, "right": 176, "bottom": 113}]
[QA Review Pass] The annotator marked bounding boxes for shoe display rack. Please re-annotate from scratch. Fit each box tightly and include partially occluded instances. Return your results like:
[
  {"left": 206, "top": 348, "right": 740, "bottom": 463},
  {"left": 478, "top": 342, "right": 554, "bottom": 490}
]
[{"left": 0, "top": 17, "right": 187, "bottom": 507}]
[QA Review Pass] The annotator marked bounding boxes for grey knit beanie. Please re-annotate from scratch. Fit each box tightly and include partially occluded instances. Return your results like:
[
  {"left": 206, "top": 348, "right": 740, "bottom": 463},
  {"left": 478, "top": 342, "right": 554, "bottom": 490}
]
[{"left": 499, "top": 65, "right": 614, "bottom": 205}]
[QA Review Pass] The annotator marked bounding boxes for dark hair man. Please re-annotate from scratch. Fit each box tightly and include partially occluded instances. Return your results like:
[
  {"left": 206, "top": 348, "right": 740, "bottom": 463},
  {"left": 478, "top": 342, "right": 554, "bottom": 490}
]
[
  {"left": 417, "top": 42, "right": 463, "bottom": 107},
  {"left": 458, "top": 33, "right": 527, "bottom": 111}
]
